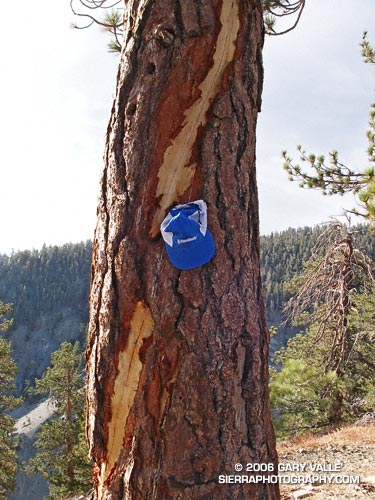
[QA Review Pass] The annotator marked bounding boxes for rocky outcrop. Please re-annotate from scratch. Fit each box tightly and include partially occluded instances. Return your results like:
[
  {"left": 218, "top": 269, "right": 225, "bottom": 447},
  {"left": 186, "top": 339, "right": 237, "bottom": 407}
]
[{"left": 9, "top": 399, "right": 55, "bottom": 500}]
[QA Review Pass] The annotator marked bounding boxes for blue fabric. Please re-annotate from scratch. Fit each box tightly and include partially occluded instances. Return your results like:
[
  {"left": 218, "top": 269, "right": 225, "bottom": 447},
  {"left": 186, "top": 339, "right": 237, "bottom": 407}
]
[{"left": 163, "top": 204, "right": 215, "bottom": 270}]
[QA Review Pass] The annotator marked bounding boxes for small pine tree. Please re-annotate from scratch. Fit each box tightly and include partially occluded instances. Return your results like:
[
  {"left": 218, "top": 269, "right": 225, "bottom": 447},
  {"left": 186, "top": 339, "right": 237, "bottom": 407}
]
[
  {"left": 283, "top": 222, "right": 374, "bottom": 376},
  {"left": 29, "top": 342, "right": 92, "bottom": 499},
  {"left": 0, "top": 301, "right": 21, "bottom": 500},
  {"left": 271, "top": 242, "right": 375, "bottom": 438},
  {"left": 0, "top": 301, "right": 13, "bottom": 332},
  {"left": 271, "top": 299, "right": 375, "bottom": 438},
  {"left": 270, "top": 355, "right": 342, "bottom": 437}
]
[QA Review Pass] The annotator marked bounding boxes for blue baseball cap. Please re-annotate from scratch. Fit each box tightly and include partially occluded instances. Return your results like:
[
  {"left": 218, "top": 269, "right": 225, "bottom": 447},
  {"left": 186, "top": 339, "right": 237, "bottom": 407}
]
[{"left": 161, "top": 200, "right": 215, "bottom": 270}]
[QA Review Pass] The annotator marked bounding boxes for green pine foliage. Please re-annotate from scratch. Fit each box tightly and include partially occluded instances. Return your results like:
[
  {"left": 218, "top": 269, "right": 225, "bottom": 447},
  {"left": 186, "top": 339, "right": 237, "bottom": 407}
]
[
  {"left": 0, "top": 241, "right": 91, "bottom": 329},
  {"left": 102, "top": 10, "right": 123, "bottom": 53},
  {"left": 345, "top": 291, "right": 375, "bottom": 412},
  {"left": 28, "top": 342, "right": 92, "bottom": 499},
  {"left": 270, "top": 355, "right": 341, "bottom": 438},
  {"left": 70, "top": 1, "right": 124, "bottom": 53},
  {"left": 0, "top": 231, "right": 328, "bottom": 335},
  {"left": 270, "top": 224, "right": 375, "bottom": 438},
  {"left": 0, "top": 230, "right": 373, "bottom": 341},
  {"left": 0, "top": 230, "right": 373, "bottom": 394},
  {"left": 271, "top": 294, "right": 375, "bottom": 438},
  {"left": 0, "top": 302, "right": 22, "bottom": 499},
  {"left": 260, "top": 223, "right": 375, "bottom": 316},
  {"left": 361, "top": 31, "right": 375, "bottom": 65},
  {"left": 0, "top": 301, "right": 13, "bottom": 332},
  {"left": 282, "top": 33, "right": 375, "bottom": 221},
  {"left": 70, "top": 0, "right": 305, "bottom": 55},
  {"left": 262, "top": 0, "right": 306, "bottom": 36},
  {"left": 260, "top": 226, "right": 324, "bottom": 313}
]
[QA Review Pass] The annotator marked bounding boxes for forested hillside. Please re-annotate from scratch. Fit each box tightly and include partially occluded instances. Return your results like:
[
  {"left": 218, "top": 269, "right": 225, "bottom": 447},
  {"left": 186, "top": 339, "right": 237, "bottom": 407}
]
[
  {"left": 0, "top": 242, "right": 91, "bottom": 392},
  {"left": 0, "top": 225, "right": 374, "bottom": 393},
  {"left": 0, "top": 242, "right": 91, "bottom": 328},
  {"left": 261, "top": 223, "right": 375, "bottom": 318}
]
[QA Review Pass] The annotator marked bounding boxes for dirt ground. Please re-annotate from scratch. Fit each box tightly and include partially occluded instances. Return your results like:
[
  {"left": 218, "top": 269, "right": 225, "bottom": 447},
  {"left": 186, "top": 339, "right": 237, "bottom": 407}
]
[{"left": 277, "top": 422, "right": 375, "bottom": 499}]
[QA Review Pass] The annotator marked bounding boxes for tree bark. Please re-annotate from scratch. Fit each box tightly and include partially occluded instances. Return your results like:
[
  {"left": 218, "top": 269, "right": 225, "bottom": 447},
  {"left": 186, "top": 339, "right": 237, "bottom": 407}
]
[{"left": 86, "top": 0, "right": 279, "bottom": 498}]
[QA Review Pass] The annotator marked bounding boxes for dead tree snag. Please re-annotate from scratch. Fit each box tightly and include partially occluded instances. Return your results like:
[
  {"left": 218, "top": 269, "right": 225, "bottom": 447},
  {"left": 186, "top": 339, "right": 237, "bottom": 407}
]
[{"left": 86, "top": 0, "right": 279, "bottom": 498}]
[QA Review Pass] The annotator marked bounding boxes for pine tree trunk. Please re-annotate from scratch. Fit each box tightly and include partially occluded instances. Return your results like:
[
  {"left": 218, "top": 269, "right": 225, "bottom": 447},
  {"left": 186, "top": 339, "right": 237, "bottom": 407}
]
[
  {"left": 66, "top": 368, "right": 75, "bottom": 483},
  {"left": 86, "top": 0, "right": 279, "bottom": 498}
]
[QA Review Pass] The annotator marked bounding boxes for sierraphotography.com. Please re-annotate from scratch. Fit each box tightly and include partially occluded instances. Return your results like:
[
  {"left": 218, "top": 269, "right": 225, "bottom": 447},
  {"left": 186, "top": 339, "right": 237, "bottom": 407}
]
[
  {"left": 218, "top": 461, "right": 361, "bottom": 485},
  {"left": 217, "top": 475, "right": 360, "bottom": 485}
]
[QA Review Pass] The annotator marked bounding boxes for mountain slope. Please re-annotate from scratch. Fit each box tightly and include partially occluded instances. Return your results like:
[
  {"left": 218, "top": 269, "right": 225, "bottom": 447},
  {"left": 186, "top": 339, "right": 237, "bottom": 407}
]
[
  {"left": 0, "top": 242, "right": 91, "bottom": 392},
  {"left": 1, "top": 225, "right": 374, "bottom": 393}
]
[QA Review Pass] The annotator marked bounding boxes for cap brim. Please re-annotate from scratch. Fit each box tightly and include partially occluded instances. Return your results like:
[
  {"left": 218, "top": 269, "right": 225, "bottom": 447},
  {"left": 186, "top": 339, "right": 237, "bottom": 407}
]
[{"left": 165, "top": 229, "right": 215, "bottom": 270}]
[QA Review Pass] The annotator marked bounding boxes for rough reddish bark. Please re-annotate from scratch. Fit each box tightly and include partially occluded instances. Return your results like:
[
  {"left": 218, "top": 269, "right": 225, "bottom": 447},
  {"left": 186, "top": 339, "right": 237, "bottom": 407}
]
[{"left": 86, "top": 0, "right": 279, "bottom": 498}]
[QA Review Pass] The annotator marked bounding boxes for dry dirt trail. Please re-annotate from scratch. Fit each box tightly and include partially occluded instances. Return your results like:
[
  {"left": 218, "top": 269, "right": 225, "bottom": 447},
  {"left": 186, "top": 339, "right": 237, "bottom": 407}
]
[{"left": 277, "top": 422, "right": 375, "bottom": 499}]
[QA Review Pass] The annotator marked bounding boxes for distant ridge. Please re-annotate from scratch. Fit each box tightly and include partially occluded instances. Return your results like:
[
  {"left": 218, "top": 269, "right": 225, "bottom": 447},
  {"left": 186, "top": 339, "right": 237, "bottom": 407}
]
[{"left": 0, "top": 225, "right": 374, "bottom": 393}]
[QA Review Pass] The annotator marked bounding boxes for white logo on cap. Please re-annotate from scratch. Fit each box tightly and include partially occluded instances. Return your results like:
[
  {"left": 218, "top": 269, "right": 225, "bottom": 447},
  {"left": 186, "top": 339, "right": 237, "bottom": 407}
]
[
  {"left": 160, "top": 200, "right": 208, "bottom": 247},
  {"left": 177, "top": 236, "right": 197, "bottom": 245}
]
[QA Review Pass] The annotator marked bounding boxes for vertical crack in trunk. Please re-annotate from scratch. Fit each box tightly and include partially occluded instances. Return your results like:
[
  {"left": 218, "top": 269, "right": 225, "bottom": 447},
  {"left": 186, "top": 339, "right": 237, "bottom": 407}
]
[{"left": 149, "top": 0, "right": 240, "bottom": 236}]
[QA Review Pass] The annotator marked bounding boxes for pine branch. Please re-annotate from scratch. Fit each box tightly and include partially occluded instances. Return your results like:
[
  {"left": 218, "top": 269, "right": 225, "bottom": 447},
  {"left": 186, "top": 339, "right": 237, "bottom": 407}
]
[
  {"left": 70, "top": 0, "right": 124, "bottom": 53},
  {"left": 282, "top": 36, "right": 375, "bottom": 221},
  {"left": 283, "top": 221, "right": 374, "bottom": 373},
  {"left": 361, "top": 31, "right": 375, "bottom": 65},
  {"left": 263, "top": 0, "right": 306, "bottom": 36}
]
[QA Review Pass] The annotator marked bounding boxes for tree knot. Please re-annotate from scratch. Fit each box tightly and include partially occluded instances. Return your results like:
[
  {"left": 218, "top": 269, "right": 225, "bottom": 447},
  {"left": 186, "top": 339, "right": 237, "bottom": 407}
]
[{"left": 154, "top": 25, "right": 175, "bottom": 47}]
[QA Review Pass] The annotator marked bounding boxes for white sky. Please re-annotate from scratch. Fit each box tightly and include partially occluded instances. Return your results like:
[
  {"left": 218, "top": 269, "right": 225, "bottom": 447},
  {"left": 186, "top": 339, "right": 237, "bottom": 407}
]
[
  {"left": 258, "top": 0, "right": 375, "bottom": 234},
  {"left": 0, "top": 1, "right": 374, "bottom": 254}
]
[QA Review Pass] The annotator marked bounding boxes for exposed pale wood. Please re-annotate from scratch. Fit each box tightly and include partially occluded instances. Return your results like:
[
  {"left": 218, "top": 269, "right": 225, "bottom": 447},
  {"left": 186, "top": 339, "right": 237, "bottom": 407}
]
[
  {"left": 86, "top": 0, "right": 279, "bottom": 498},
  {"left": 99, "top": 301, "right": 153, "bottom": 489},
  {"left": 149, "top": 0, "right": 240, "bottom": 236}
]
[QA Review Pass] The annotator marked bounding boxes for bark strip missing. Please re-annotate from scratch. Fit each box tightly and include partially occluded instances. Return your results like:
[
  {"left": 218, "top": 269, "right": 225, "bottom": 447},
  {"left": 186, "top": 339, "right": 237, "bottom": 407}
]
[
  {"left": 100, "top": 301, "right": 154, "bottom": 487},
  {"left": 149, "top": 0, "right": 240, "bottom": 237}
]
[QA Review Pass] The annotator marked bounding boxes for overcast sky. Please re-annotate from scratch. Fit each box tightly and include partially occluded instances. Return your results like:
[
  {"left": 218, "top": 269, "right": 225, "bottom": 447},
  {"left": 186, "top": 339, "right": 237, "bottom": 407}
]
[{"left": 1, "top": 1, "right": 374, "bottom": 254}]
